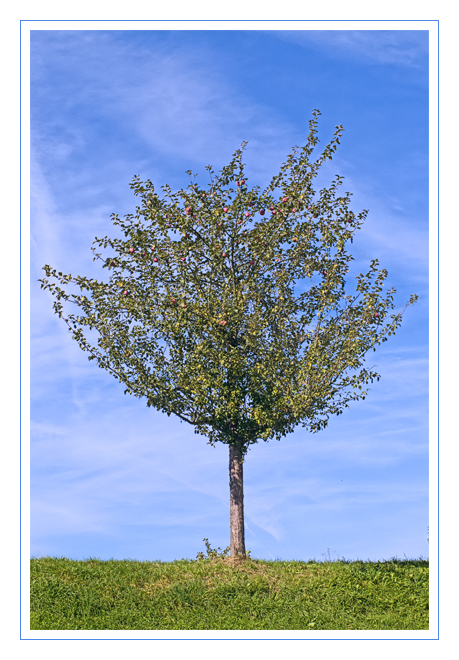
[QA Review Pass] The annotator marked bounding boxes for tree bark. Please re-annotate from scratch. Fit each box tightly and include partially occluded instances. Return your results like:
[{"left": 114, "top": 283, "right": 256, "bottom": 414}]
[{"left": 229, "top": 443, "right": 246, "bottom": 557}]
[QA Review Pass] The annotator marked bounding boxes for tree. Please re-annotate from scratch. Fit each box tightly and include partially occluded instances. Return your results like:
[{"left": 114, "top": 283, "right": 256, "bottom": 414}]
[{"left": 40, "top": 110, "right": 417, "bottom": 558}]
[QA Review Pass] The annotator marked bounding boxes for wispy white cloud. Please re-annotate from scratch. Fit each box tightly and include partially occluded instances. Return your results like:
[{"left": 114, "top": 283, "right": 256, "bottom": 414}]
[
  {"left": 30, "top": 151, "right": 64, "bottom": 273},
  {"left": 31, "top": 31, "right": 301, "bottom": 190},
  {"left": 266, "top": 30, "right": 429, "bottom": 68},
  {"left": 241, "top": 463, "right": 428, "bottom": 552},
  {"left": 310, "top": 154, "right": 429, "bottom": 283}
]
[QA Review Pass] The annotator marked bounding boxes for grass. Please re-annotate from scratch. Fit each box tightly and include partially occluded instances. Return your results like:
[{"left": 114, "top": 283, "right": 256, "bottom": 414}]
[{"left": 30, "top": 553, "right": 429, "bottom": 630}]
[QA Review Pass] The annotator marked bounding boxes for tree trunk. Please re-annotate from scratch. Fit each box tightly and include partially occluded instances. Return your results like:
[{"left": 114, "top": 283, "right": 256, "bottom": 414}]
[{"left": 229, "top": 443, "right": 246, "bottom": 557}]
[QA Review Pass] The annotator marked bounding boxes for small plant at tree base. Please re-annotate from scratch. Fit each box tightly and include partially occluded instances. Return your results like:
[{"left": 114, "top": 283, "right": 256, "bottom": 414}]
[
  {"left": 196, "top": 538, "right": 231, "bottom": 560},
  {"left": 39, "top": 110, "right": 418, "bottom": 559}
]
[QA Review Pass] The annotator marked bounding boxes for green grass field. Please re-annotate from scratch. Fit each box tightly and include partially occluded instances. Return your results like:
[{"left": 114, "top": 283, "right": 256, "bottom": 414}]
[{"left": 30, "top": 554, "right": 428, "bottom": 630}]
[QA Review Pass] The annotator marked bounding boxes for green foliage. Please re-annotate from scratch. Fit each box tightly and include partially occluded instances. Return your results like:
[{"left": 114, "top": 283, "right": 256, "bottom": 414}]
[
  {"left": 30, "top": 556, "right": 429, "bottom": 630},
  {"left": 195, "top": 538, "right": 251, "bottom": 560},
  {"left": 39, "top": 110, "right": 417, "bottom": 454},
  {"left": 195, "top": 538, "right": 231, "bottom": 561}
]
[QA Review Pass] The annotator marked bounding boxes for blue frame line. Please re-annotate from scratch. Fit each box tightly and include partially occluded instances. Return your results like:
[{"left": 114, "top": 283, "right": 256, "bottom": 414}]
[
  {"left": 437, "top": 19, "right": 440, "bottom": 639},
  {"left": 21, "top": 18, "right": 438, "bottom": 641},
  {"left": 20, "top": 18, "right": 22, "bottom": 641}
]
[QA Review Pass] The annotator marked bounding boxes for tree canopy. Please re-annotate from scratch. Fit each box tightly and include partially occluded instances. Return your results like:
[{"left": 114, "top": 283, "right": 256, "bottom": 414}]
[{"left": 40, "top": 110, "right": 417, "bottom": 459}]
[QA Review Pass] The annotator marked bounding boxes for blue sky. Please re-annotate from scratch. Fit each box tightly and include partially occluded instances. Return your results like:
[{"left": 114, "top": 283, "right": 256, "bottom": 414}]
[{"left": 30, "top": 28, "right": 430, "bottom": 563}]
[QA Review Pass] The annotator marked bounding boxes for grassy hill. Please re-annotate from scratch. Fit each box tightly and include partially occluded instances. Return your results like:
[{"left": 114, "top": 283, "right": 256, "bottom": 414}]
[{"left": 30, "top": 554, "right": 428, "bottom": 630}]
